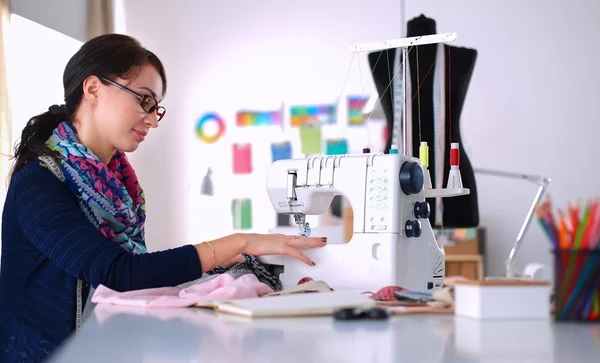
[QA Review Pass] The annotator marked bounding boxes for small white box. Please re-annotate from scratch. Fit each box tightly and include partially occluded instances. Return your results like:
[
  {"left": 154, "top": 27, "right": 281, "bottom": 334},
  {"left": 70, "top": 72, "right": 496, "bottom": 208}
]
[
  {"left": 454, "top": 280, "right": 551, "bottom": 320},
  {"left": 454, "top": 317, "right": 555, "bottom": 360}
]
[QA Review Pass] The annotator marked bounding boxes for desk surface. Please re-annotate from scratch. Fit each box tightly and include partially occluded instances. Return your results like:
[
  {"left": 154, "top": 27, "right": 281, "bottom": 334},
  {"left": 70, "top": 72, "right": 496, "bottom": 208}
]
[{"left": 48, "top": 304, "right": 599, "bottom": 363}]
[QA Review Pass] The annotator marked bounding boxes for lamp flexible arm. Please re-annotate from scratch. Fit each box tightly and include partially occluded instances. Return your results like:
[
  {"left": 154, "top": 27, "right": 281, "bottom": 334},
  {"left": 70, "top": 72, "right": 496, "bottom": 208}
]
[{"left": 473, "top": 167, "right": 552, "bottom": 278}]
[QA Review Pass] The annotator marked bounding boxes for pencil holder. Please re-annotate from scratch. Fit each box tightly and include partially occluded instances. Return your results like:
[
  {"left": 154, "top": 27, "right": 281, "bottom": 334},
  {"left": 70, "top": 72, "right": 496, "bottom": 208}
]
[{"left": 553, "top": 249, "right": 600, "bottom": 321}]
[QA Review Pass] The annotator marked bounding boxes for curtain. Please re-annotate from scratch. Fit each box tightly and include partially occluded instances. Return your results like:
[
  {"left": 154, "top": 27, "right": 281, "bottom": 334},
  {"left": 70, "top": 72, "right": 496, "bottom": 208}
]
[
  {"left": 87, "top": 0, "right": 114, "bottom": 40},
  {"left": 0, "top": 0, "right": 9, "bottom": 261},
  {"left": 0, "top": 0, "right": 11, "bottom": 192}
]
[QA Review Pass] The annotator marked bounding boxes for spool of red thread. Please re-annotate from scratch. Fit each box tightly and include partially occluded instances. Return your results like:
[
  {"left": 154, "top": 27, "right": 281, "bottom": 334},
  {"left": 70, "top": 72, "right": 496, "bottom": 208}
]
[{"left": 450, "top": 143, "right": 460, "bottom": 167}]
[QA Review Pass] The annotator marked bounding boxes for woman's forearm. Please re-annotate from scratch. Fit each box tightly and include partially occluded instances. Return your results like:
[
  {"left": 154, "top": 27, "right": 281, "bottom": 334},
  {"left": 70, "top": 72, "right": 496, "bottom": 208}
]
[{"left": 194, "top": 233, "right": 248, "bottom": 273}]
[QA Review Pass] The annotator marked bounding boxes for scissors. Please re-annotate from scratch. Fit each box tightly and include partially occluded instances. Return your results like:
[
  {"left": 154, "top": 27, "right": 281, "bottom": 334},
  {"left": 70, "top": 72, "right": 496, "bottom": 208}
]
[{"left": 333, "top": 307, "right": 389, "bottom": 320}]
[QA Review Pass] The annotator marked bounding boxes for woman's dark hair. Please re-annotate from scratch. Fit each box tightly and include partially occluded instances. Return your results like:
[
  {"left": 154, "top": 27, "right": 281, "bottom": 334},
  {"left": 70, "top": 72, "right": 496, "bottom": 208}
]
[{"left": 10, "top": 33, "right": 167, "bottom": 177}]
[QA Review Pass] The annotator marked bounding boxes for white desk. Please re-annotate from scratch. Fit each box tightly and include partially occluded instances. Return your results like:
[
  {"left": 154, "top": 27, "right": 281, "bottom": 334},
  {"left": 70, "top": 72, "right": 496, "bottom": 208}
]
[{"left": 47, "top": 304, "right": 600, "bottom": 362}]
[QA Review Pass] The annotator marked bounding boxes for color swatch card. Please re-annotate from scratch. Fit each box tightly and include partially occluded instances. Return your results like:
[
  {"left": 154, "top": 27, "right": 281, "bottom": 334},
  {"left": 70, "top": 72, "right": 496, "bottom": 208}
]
[
  {"left": 299, "top": 123, "right": 322, "bottom": 155},
  {"left": 232, "top": 143, "right": 252, "bottom": 174},
  {"left": 326, "top": 138, "right": 348, "bottom": 155},
  {"left": 231, "top": 198, "right": 252, "bottom": 230},
  {"left": 271, "top": 141, "right": 292, "bottom": 162},
  {"left": 290, "top": 104, "right": 336, "bottom": 127},
  {"left": 236, "top": 110, "right": 282, "bottom": 127},
  {"left": 348, "top": 95, "right": 368, "bottom": 125}
]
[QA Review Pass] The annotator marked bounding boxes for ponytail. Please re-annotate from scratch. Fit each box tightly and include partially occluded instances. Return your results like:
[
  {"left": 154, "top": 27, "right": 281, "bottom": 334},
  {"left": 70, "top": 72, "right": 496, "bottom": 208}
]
[{"left": 10, "top": 104, "right": 72, "bottom": 178}]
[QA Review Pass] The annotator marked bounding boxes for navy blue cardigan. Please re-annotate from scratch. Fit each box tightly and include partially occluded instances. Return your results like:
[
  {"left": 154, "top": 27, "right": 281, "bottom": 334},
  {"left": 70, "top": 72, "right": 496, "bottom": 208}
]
[{"left": 0, "top": 161, "right": 203, "bottom": 361}]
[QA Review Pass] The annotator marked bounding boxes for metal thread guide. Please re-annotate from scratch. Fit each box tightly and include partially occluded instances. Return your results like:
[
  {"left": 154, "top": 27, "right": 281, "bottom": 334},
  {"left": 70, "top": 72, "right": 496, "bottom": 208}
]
[{"left": 350, "top": 32, "right": 457, "bottom": 156}]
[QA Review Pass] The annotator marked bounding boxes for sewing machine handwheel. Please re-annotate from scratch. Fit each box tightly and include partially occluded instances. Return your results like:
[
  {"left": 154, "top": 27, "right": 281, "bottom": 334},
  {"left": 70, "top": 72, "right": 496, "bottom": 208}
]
[{"left": 399, "top": 162, "right": 424, "bottom": 195}]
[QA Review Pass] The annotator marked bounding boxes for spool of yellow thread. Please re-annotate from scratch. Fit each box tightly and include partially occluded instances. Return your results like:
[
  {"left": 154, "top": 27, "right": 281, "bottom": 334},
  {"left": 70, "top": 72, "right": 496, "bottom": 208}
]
[{"left": 419, "top": 142, "right": 429, "bottom": 168}]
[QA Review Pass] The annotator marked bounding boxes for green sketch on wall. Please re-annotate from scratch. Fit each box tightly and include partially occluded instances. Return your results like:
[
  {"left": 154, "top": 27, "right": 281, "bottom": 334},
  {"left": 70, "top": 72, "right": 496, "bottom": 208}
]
[{"left": 231, "top": 198, "right": 252, "bottom": 230}]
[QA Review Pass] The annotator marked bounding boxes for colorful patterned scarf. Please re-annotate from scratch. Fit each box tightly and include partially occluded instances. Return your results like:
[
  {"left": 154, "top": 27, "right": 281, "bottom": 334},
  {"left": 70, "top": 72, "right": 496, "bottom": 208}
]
[{"left": 39, "top": 121, "right": 147, "bottom": 254}]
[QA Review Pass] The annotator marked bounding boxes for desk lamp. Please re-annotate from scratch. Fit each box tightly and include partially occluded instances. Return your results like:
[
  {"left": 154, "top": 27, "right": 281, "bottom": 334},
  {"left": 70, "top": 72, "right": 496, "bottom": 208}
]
[{"left": 473, "top": 167, "right": 551, "bottom": 279}]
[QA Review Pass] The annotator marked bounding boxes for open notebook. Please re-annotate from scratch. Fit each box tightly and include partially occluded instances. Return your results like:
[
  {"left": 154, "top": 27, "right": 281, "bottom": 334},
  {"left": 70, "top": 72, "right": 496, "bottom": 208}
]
[{"left": 194, "top": 291, "right": 376, "bottom": 318}]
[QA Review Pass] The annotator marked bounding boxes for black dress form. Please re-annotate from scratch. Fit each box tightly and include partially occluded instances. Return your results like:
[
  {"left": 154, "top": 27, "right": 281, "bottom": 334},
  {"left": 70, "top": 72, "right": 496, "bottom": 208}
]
[{"left": 368, "top": 14, "right": 479, "bottom": 228}]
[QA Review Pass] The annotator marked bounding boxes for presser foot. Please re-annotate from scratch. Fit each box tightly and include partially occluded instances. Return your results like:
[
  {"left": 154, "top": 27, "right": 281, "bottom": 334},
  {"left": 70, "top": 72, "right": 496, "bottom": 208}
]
[
  {"left": 293, "top": 213, "right": 311, "bottom": 236},
  {"left": 298, "top": 223, "right": 311, "bottom": 237}
]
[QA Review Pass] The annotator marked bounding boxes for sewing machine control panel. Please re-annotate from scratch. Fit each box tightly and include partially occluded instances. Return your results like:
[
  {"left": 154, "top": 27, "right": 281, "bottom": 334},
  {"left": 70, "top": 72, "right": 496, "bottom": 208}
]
[
  {"left": 365, "top": 164, "right": 392, "bottom": 231},
  {"left": 365, "top": 159, "right": 433, "bottom": 236}
]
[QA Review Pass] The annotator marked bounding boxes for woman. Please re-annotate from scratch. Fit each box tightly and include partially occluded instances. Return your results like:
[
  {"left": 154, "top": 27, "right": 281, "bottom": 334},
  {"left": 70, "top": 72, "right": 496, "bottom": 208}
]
[{"left": 0, "top": 33, "right": 325, "bottom": 361}]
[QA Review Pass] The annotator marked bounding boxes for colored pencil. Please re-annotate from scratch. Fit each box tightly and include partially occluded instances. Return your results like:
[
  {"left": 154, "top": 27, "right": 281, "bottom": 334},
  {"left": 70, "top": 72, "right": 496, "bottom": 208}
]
[
  {"left": 537, "top": 195, "right": 600, "bottom": 320},
  {"left": 580, "top": 201, "right": 598, "bottom": 249},
  {"left": 558, "top": 217, "right": 568, "bottom": 249},
  {"left": 536, "top": 206, "right": 558, "bottom": 249},
  {"left": 559, "top": 202, "right": 587, "bottom": 308},
  {"left": 558, "top": 208, "right": 571, "bottom": 248}
]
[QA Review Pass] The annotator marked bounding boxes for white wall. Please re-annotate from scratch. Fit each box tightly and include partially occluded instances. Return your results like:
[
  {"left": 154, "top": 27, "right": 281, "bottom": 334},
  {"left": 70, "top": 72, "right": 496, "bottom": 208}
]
[
  {"left": 11, "top": 0, "right": 88, "bottom": 42},
  {"left": 5, "top": 15, "right": 83, "bottom": 144},
  {"left": 404, "top": 0, "right": 600, "bottom": 276},
  {"left": 121, "top": 0, "right": 400, "bottom": 252},
  {"left": 122, "top": 0, "right": 600, "bottom": 278}
]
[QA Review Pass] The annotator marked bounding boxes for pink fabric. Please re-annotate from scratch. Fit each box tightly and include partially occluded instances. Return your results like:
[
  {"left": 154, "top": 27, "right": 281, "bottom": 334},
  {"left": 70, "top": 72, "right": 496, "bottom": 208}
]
[{"left": 91, "top": 274, "right": 275, "bottom": 308}]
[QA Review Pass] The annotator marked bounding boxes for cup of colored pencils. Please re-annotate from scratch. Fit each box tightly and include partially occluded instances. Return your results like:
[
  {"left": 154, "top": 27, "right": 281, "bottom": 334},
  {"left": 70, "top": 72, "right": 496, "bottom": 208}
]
[{"left": 536, "top": 196, "right": 600, "bottom": 321}]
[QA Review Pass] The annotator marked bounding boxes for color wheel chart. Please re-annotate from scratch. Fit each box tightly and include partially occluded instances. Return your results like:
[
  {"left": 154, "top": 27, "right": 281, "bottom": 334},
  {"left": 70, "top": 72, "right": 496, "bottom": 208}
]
[{"left": 196, "top": 112, "right": 226, "bottom": 143}]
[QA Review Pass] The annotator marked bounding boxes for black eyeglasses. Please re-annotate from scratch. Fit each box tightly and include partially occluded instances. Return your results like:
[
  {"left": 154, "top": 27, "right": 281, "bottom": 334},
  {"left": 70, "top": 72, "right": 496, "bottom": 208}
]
[{"left": 100, "top": 77, "right": 166, "bottom": 122}]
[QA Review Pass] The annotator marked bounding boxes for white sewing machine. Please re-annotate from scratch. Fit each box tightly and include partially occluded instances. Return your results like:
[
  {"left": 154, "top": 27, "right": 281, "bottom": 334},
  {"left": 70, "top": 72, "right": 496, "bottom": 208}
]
[{"left": 259, "top": 150, "right": 469, "bottom": 292}]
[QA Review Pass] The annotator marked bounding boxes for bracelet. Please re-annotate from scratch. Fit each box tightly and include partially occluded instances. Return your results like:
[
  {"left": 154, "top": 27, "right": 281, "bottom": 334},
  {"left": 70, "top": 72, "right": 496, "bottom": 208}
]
[{"left": 205, "top": 242, "right": 216, "bottom": 270}]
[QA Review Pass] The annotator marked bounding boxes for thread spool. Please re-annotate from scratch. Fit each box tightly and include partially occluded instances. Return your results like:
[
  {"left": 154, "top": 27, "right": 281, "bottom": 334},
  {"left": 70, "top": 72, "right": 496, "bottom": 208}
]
[
  {"left": 450, "top": 142, "right": 460, "bottom": 167},
  {"left": 419, "top": 142, "right": 429, "bottom": 168}
]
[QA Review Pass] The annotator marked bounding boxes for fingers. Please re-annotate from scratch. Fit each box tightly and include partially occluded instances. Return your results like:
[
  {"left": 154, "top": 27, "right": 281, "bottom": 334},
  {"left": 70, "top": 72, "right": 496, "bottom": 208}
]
[
  {"left": 284, "top": 235, "right": 328, "bottom": 248},
  {"left": 240, "top": 233, "right": 324, "bottom": 267},
  {"left": 282, "top": 245, "right": 315, "bottom": 266},
  {"left": 281, "top": 235, "right": 324, "bottom": 266}
]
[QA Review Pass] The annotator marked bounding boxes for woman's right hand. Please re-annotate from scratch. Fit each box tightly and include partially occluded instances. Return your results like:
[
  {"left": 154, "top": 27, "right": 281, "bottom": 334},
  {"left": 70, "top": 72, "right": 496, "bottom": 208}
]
[
  {"left": 239, "top": 233, "right": 327, "bottom": 266},
  {"left": 195, "top": 233, "right": 327, "bottom": 273}
]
